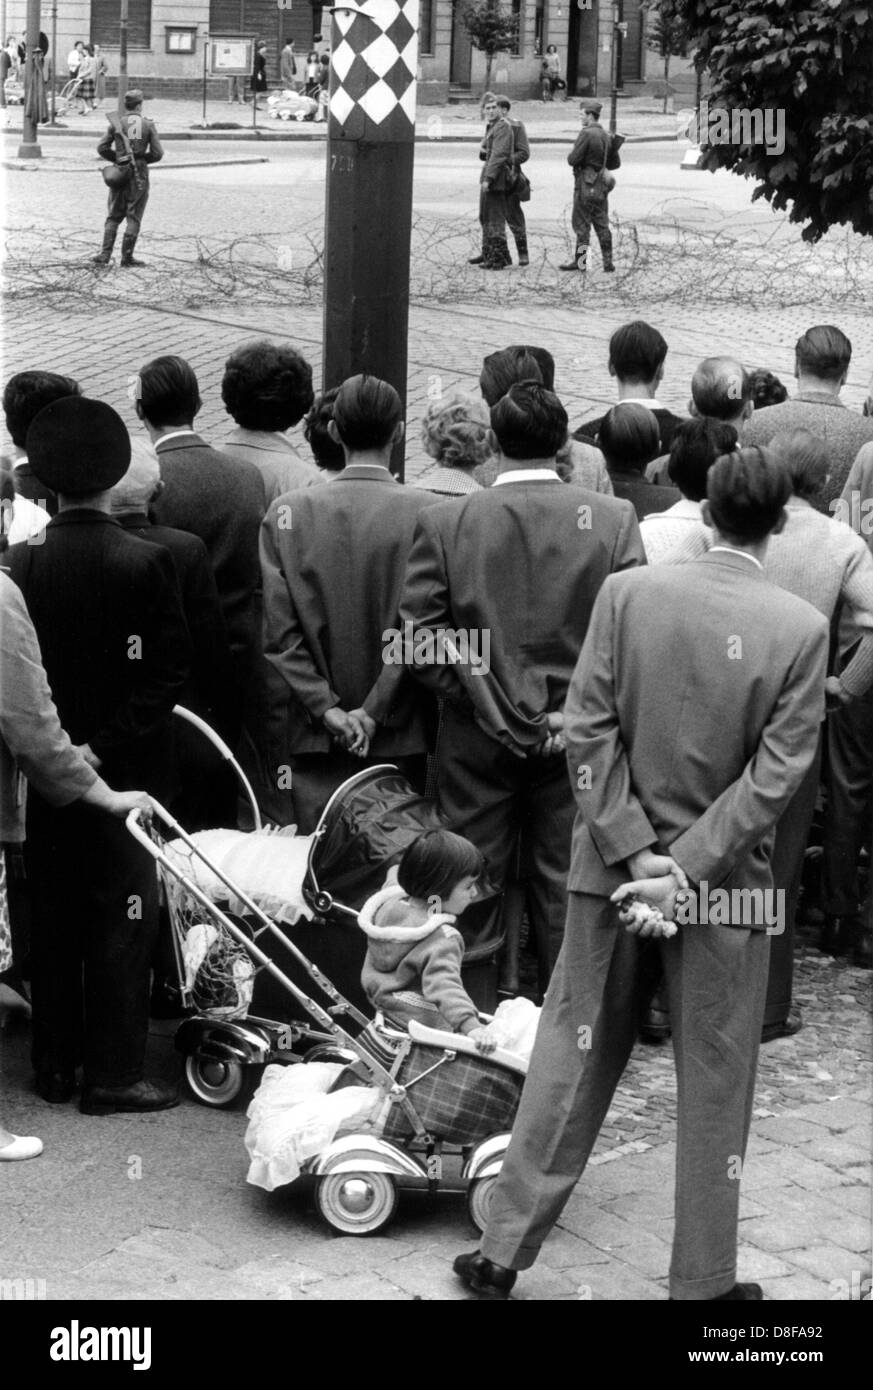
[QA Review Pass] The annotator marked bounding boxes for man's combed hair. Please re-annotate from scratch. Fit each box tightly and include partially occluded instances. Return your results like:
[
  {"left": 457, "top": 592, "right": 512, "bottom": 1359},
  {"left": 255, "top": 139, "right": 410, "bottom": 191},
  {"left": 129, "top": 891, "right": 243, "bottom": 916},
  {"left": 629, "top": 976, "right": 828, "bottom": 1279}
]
[
  {"left": 490, "top": 381, "right": 569, "bottom": 461},
  {"left": 770, "top": 429, "right": 830, "bottom": 502},
  {"left": 3, "top": 371, "right": 81, "bottom": 448},
  {"left": 137, "top": 355, "right": 201, "bottom": 429},
  {"left": 667, "top": 418, "right": 739, "bottom": 502},
  {"left": 795, "top": 325, "right": 852, "bottom": 382},
  {"left": 597, "top": 403, "right": 661, "bottom": 473},
  {"left": 480, "top": 347, "right": 545, "bottom": 406},
  {"left": 221, "top": 340, "right": 314, "bottom": 432},
  {"left": 706, "top": 446, "right": 791, "bottom": 542},
  {"left": 332, "top": 373, "right": 403, "bottom": 452},
  {"left": 691, "top": 357, "right": 751, "bottom": 420},
  {"left": 397, "top": 829, "right": 485, "bottom": 904},
  {"left": 608, "top": 320, "right": 668, "bottom": 383}
]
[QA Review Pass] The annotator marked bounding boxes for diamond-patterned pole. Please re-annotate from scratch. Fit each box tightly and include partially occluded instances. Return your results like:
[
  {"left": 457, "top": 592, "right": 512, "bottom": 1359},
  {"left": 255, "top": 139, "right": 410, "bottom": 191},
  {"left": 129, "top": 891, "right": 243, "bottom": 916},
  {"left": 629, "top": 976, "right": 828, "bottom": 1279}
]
[{"left": 323, "top": 1, "right": 419, "bottom": 478}]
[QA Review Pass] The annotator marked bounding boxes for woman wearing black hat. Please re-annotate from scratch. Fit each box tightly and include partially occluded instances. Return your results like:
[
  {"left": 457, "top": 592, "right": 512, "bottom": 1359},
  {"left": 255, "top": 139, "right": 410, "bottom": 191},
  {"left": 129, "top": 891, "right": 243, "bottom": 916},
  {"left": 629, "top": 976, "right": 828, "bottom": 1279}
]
[{"left": 251, "top": 40, "right": 268, "bottom": 109}]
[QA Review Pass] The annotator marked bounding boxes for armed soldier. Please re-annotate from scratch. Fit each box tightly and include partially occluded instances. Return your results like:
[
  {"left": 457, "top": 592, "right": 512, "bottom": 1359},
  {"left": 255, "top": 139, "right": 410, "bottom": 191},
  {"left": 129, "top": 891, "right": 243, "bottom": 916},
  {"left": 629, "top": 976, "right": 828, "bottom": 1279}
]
[
  {"left": 560, "top": 99, "right": 615, "bottom": 275},
  {"left": 93, "top": 90, "right": 164, "bottom": 269}
]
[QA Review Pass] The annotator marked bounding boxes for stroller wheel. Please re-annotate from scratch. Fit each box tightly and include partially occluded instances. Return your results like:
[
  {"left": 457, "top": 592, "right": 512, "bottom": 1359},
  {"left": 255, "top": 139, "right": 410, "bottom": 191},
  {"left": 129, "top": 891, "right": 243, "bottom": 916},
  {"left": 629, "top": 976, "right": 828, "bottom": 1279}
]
[
  {"left": 184, "top": 1052, "right": 261, "bottom": 1109},
  {"left": 467, "top": 1175, "right": 499, "bottom": 1234},
  {"left": 316, "top": 1171, "right": 398, "bottom": 1235}
]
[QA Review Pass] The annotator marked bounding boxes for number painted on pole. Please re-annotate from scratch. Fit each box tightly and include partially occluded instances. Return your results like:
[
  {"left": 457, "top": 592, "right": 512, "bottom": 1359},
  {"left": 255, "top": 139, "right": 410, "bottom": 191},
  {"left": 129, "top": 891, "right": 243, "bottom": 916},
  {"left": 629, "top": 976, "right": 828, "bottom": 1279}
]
[{"left": 330, "top": 153, "right": 355, "bottom": 173}]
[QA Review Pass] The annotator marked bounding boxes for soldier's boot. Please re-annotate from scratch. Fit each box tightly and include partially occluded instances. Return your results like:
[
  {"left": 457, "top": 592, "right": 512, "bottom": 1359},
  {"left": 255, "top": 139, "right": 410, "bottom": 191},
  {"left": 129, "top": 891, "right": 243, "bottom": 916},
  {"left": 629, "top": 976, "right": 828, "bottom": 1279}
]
[
  {"left": 559, "top": 244, "right": 588, "bottom": 272},
  {"left": 515, "top": 234, "right": 529, "bottom": 267},
  {"left": 92, "top": 224, "right": 117, "bottom": 266},
  {"left": 120, "top": 234, "right": 146, "bottom": 268},
  {"left": 601, "top": 232, "right": 615, "bottom": 273},
  {"left": 484, "top": 234, "right": 511, "bottom": 270}
]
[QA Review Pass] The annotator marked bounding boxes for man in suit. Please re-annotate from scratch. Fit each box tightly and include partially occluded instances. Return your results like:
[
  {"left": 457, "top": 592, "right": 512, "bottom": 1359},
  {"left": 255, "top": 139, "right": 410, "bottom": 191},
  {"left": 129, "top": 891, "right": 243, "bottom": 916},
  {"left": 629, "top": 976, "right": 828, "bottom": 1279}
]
[
  {"left": 2, "top": 369, "right": 82, "bottom": 514},
  {"left": 135, "top": 354, "right": 267, "bottom": 814},
  {"left": 400, "top": 381, "right": 644, "bottom": 990},
  {"left": 7, "top": 397, "right": 191, "bottom": 1115},
  {"left": 559, "top": 99, "right": 614, "bottom": 274},
  {"left": 745, "top": 325, "right": 873, "bottom": 509},
  {"left": 574, "top": 320, "right": 684, "bottom": 452},
  {"left": 453, "top": 448, "right": 829, "bottom": 1301},
  {"left": 94, "top": 90, "right": 164, "bottom": 268},
  {"left": 646, "top": 357, "right": 753, "bottom": 486},
  {"left": 109, "top": 440, "right": 238, "bottom": 828},
  {"left": 260, "top": 374, "right": 437, "bottom": 832}
]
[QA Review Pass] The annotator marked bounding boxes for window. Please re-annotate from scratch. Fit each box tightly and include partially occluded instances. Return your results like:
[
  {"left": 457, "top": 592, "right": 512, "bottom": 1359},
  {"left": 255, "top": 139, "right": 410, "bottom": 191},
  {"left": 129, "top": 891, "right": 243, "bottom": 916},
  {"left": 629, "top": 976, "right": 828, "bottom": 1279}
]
[
  {"left": 511, "top": 0, "right": 522, "bottom": 57},
  {"left": 91, "top": 0, "right": 152, "bottom": 50},
  {"left": 165, "top": 27, "right": 197, "bottom": 55},
  {"left": 420, "top": 0, "right": 434, "bottom": 55},
  {"left": 534, "top": 2, "right": 544, "bottom": 57}
]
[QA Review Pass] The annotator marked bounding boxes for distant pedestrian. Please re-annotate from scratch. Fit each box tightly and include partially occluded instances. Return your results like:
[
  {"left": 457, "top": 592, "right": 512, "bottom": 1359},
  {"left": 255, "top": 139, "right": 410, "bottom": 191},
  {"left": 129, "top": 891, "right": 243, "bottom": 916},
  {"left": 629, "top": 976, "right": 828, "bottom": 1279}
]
[
  {"left": 66, "top": 39, "right": 83, "bottom": 79},
  {"left": 541, "top": 45, "right": 565, "bottom": 102},
  {"left": 560, "top": 99, "right": 615, "bottom": 275},
  {"left": 251, "top": 40, "right": 268, "bottom": 108},
  {"left": 280, "top": 39, "right": 296, "bottom": 90},
  {"left": 468, "top": 95, "right": 513, "bottom": 271},
  {"left": 76, "top": 45, "right": 97, "bottom": 109},
  {"left": 94, "top": 89, "right": 164, "bottom": 268},
  {"left": 93, "top": 45, "right": 108, "bottom": 105},
  {"left": 304, "top": 51, "right": 319, "bottom": 96}
]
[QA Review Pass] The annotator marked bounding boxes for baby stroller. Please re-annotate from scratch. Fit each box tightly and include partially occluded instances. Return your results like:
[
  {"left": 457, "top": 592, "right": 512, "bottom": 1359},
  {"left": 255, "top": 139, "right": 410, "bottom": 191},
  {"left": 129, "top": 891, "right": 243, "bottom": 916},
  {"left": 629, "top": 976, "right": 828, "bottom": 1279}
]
[{"left": 128, "top": 765, "right": 523, "bottom": 1235}]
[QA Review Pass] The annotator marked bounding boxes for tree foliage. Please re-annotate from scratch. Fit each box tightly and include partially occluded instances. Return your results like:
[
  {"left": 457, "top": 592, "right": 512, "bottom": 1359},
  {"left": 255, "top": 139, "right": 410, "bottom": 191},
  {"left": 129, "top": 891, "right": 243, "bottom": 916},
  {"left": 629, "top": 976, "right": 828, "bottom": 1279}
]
[
  {"left": 643, "top": 0, "right": 691, "bottom": 111},
  {"left": 461, "top": 0, "right": 519, "bottom": 94},
  {"left": 671, "top": 0, "right": 873, "bottom": 242}
]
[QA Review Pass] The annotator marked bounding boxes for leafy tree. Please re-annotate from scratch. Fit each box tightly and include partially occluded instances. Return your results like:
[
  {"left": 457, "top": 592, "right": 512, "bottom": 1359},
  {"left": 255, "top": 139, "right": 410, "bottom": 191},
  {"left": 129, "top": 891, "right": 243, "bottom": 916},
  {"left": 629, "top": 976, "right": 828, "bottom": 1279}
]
[
  {"left": 644, "top": 0, "right": 691, "bottom": 112},
  {"left": 461, "top": 0, "right": 519, "bottom": 95},
  {"left": 671, "top": 0, "right": 873, "bottom": 241}
]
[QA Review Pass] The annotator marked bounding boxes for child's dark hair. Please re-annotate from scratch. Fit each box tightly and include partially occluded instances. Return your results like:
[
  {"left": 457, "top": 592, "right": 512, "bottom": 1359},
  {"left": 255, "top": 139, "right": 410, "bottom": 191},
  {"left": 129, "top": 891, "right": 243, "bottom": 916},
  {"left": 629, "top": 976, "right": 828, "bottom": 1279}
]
[{"left": 397, "top": 829, "right": 484, "bottom": 904}]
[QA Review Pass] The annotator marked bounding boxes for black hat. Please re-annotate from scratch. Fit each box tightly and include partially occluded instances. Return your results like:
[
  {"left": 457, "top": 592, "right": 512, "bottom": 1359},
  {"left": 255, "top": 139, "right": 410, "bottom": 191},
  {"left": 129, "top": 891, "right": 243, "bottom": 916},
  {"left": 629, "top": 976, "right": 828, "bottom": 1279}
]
[{"left": 26, "top": 397, "right": 131, "bottom": 496}]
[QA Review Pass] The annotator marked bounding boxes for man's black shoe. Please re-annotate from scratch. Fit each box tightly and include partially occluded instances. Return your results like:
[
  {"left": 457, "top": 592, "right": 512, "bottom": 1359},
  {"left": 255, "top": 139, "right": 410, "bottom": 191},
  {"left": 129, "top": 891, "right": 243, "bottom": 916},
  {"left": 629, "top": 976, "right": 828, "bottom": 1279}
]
[
  {"left": 453, "top": 1251, "right": 517, "bottom": 1299},
  {"left": 80, "top": 1079, "right": 179, "bottom": 1116},
  {"left": 713, "top": 1282, "right": 763, "bottom": 1300},
  {"left": 819, "top": 913, "right": 861, "bottom": 957},
  {"left": 761, "top": 1006, "right": 803, "bottom": 1044},
  {"left": 853, "top": 931, "right": 872, "bottom": 969},
  {"left": 640, "top": 1004, "right": 671, "bottom": 1044},
  {"left": 34, "top": 1070, "right": 76, "bottom": 1103},
  {"left": 468, "top": 254, "right": 485, "bottom": 265}
]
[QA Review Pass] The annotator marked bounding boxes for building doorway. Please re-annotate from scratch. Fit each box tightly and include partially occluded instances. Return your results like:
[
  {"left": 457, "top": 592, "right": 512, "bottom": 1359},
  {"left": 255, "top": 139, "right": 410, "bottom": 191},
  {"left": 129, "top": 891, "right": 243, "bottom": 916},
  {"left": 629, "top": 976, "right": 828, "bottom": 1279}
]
[
  {"left": 450, "top": 1, "right": 473, "bottom": 87},
  {"left": 567, "top": 0, "right": 599, "bottom": 97}
]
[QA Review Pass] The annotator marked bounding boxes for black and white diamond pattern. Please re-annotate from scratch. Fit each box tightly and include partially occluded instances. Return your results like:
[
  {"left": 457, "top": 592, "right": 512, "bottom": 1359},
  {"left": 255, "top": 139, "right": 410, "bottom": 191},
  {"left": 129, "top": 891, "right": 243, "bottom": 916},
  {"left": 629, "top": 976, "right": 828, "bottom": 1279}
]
[{"left": 329, "top": 0, "right": 419, "bottom": 135}]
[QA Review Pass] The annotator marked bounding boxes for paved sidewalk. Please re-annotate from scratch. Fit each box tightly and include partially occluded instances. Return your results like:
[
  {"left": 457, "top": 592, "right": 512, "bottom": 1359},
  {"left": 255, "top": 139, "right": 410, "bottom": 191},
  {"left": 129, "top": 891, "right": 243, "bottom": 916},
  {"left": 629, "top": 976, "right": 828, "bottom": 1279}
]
[{"left": 2, "top": 92, "right": 682, "bottom": 145}]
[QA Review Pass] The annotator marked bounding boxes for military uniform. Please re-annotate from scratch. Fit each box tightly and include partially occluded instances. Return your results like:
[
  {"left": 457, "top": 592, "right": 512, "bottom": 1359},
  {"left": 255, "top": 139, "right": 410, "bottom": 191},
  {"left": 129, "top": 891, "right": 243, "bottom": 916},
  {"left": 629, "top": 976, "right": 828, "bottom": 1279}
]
[
  {"left": 94, "top": 96, "right": 164, "bottom": 267},
  {"left": 477, "top": 114, "right": 514, "bottom": 270},
  {"left": 564, "top": 111, "right": 614, "bottom": 273},
  {"left": 504, "top": 116, "right": 530, "bottom": 266}
]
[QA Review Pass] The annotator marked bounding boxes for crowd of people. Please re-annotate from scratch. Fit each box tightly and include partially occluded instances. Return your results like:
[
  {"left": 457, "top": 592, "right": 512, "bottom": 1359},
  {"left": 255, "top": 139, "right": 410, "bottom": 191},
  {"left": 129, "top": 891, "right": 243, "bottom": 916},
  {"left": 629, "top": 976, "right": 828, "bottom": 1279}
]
[{"left": 1, "top": 318, "right": 871, "bottom": 1301}]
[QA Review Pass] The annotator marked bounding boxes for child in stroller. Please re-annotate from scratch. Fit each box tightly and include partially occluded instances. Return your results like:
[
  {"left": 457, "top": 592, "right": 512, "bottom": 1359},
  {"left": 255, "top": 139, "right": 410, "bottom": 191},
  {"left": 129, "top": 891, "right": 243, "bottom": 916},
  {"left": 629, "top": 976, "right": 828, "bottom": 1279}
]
[{"left": 358, "top": 829, "right": 497, "bottom": 1054}]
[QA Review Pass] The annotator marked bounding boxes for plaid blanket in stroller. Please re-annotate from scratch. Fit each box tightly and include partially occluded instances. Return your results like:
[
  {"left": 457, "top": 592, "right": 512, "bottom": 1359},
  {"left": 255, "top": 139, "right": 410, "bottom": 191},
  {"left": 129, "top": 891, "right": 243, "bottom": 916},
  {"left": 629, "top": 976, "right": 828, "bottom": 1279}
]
[{"left": 382, "top": 1043, "right": 523, "bottom": 1146}]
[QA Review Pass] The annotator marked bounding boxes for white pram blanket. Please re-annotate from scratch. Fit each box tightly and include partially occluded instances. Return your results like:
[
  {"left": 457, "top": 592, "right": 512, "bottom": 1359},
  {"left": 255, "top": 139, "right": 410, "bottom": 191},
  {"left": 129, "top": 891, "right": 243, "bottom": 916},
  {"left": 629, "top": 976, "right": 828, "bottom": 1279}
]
[
  {"left": 165, "top": 826, "right": 315, "bottom": 925},
  {"left": 243, "top": 999, "right": 541, "bottom": 1191}
]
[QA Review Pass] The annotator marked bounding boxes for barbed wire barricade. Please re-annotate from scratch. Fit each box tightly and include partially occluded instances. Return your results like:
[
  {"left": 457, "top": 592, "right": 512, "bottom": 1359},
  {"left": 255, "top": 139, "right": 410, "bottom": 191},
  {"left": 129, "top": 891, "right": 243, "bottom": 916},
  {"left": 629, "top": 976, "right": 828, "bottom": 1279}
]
[{"left": 4, "top": 203, "right": 872, "bottom": 311}]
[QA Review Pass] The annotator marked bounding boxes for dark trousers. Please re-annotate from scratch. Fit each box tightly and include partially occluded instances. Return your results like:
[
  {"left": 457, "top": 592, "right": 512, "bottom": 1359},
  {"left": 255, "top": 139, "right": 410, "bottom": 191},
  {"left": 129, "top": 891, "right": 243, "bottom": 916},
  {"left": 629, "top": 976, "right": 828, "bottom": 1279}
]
[
  {"left": 106, "top": 169, "right": 149, "bottom": 237},
  {"left": 24, "top": 798, "right": 158, "bottom": 1087},
  {"left": 479, "top": 188, "right": 511, "bottom": 266},
  {"left": 764, "top": 733, "right": 822, "bottom": 1025},
  {"left": 505, "top": 190, "right": 527, "bottom": 250},
  {"left": 572, "top": 179, "right": 613, "bottom": 264},
  {"left": 823, "top": 677, "right": 873, "bottom": 916},
  {"left": 482, "top": 893, "right": 770, "bottom": 1298},
  {"left": 290, "top": 750, "right": 427, "bottom": 835},
  {"left": 435, "top": 702, "right": 574, "bottom": 979}
]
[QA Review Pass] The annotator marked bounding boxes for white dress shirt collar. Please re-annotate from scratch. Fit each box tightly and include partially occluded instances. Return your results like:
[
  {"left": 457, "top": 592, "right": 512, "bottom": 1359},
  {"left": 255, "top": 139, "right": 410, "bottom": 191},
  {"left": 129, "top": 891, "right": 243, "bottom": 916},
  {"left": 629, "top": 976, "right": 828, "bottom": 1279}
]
[
  {"left": 492, "top": 468, "right": 562, "bottom": 486},
  {"left": 708, "top": 545, "right": 764, "bottom": 571}
]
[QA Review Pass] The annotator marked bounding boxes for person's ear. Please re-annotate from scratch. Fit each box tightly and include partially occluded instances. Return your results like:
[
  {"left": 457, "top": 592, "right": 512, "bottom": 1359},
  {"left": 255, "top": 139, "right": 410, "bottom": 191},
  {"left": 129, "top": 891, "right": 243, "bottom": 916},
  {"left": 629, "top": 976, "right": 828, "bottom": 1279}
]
[
  {"left": 688, "top": 398, "right": 699, "bottom": 417},
  {"left": 391, "top": 420, "right": 406, "bottom": 447},
  {"left": 700, "top": 499, "right": 712, "bottom": 527},
  {"left": 607, "top": 361, "right": 616, "bottom": 379},
  {"left": 150, "top": 479, "right": 164, "bottom": 503},
  {"left": 327, "top": 419, "right": 341, "bottom": 446},
  {"left": 486, "top": 427, "right": 499, "bottom": 456},
  {"left": 742, "top": 399, "right": 754, "bottom": 422},
  {"left": 134, "top": 400, "right": 144, "bottom": 422},
  {"left": 771, "top": 507, "right": 788, "bottom": 536}
]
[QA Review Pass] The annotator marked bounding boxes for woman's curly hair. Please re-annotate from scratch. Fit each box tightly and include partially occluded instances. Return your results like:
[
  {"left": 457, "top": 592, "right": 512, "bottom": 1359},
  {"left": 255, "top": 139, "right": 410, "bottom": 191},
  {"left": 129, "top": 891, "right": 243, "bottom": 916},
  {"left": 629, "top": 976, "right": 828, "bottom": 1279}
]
[
  {"left": 421, "top": 392, "right": 493, "bottom": 471},
  {"left": 221, "top": 339, "right": 314, "bottom": 432}
]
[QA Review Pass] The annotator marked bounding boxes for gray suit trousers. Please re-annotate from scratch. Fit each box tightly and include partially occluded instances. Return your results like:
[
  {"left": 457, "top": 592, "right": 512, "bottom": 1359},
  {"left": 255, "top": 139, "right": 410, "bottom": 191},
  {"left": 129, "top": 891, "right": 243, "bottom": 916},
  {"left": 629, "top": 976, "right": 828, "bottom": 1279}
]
[{"left": 481, "top": 892, "right": 770, "bottom": 1299}]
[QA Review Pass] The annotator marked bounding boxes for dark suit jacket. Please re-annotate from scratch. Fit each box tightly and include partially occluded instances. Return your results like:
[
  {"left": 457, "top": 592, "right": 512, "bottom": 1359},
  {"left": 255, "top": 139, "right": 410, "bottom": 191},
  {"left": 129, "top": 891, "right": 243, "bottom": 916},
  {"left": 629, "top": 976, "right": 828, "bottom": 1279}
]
[
  {"left": 116, "top": 512, "right": 237, "bottom": 740},
  {"left": 260, "top": 464, "right": 438, "bottom": 756},
  {"left": 150, "top": 433, "right": 264, "bottom": 681},
  {"left": 399, "top": 476, "right": 645, "bottom": 752},
  {"left": 564, "top": 550, "right": 829, "bottom": 902},
  {"left": 6, "top": 510, "right": 191, "bottom": 797},
  {"left": 607, "top": 469, "right": 680, "bottom": 521},
  {"left": 575, "top": 406, "right": 685, "bottom": 454}
]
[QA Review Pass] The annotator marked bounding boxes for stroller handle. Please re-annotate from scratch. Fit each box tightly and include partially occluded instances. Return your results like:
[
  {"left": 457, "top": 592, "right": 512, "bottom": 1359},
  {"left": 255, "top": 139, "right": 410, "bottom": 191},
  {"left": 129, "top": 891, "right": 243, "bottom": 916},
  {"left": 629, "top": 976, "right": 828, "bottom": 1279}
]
[{"left": 172, "top": 705, "right": 262, "bottom": 831}]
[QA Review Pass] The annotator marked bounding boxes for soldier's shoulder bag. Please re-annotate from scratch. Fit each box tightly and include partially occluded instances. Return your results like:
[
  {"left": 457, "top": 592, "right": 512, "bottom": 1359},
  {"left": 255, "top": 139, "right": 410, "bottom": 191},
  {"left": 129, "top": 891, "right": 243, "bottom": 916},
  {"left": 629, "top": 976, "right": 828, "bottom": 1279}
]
[
  {"left": 605, "top": 132, "right": 625, "bottom": 170},
  {"left": 101, "top": 114, "right": 135, "bottom": 188}
]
